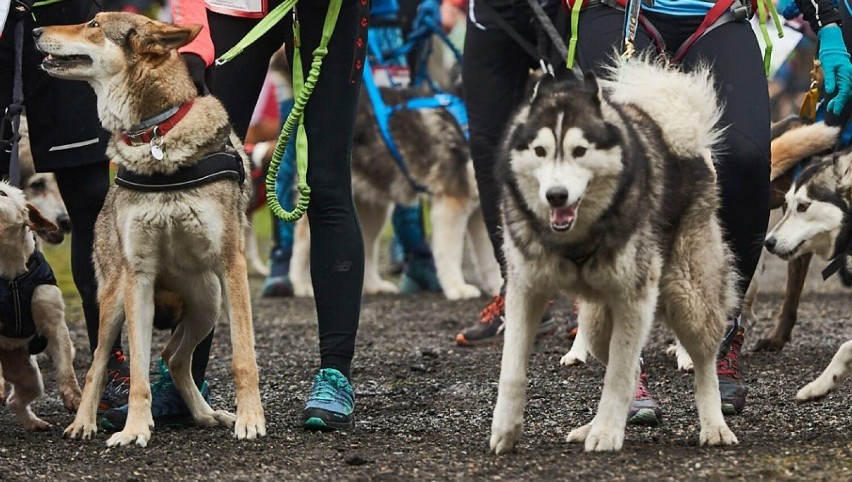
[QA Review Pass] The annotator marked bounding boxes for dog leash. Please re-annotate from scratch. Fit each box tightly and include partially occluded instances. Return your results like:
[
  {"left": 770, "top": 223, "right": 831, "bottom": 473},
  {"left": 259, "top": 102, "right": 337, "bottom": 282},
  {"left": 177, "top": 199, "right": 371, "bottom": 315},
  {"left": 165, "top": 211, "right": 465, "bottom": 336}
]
[
  {"left": 216, "top": 0, "right": 343, "bottom": 222},
  {"left": 3, "top": 1, "right": 31, "bottom": 189}
]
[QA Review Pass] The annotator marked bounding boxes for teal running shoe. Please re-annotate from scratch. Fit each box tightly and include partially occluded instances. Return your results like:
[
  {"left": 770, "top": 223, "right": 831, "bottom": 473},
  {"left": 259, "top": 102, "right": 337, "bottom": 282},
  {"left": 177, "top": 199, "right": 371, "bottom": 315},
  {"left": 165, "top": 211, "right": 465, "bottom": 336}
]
[
  {"left": 100, "top": 358, "right": 209, "bottom": 431},
  {"left": 303, "top": 368, "right": 355, "bottom": 430},
  {"left": 398, "top": 255, "right": 442, "bottom": 294}
]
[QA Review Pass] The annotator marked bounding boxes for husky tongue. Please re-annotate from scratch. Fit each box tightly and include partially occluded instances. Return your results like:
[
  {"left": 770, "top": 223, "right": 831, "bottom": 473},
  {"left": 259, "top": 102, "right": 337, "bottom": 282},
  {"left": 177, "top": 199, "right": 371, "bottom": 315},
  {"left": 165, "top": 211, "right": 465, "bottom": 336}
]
[{"left": 550, "top": 205, "right": 576, "bottom": 227}]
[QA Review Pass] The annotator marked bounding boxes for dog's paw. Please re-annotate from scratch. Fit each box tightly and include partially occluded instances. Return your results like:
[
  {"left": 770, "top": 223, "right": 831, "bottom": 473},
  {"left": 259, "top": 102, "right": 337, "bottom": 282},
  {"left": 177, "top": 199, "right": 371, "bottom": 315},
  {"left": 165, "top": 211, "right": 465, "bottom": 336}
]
[
  {"left": 666, "top": 343, "right": 694, "bottom": 372},
  {"left": 107, "top": 428, "right": 152, "bottom": 448},
  {"left": 24, "top": 416, "right": 51, "bottom": 432},
  {"left": 64, "top": 420, "right": 97, "bottom": 440},
  {"left": 490, "top": 420, "right": 523, "bottom": 455},
  {"left": 443, "top": 283, "right": 481, "bottom": 301},
  {"left": 796, "top": 378, "right": 834, "bottom": 402},
  {"left": 584, "top": 424, "right": 625, "bottom": 452},
  {"left": 560, "top": 349, "right": 587, "bottom": 366},
  {"left": 566, "top": 423, "right": 592, "bottom": 444},
  {"left": 293, "top": 284, "right": 315, "bottom": 297},
  {"left": 364, "top": 279, "right": 399, "bottom": 295},
  {"left": 234, "top": 408, "right": 266, "bottom": 440},
  {"left": 60, "top": 386, "right": 83, "bottom": 412},
  {"left": 196, "top": 409, "right": 236, "bottom": 428},
  {"left": 699, "top": 424, "right": 738, "bottom": 446}
]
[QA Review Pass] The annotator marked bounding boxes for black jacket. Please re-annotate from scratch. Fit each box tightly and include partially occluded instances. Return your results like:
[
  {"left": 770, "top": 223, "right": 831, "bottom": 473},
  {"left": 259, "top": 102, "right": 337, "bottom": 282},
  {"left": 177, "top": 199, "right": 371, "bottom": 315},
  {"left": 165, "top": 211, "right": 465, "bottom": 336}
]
[{"left": 0, "top": 250, "right": 56, "bottom": 353}]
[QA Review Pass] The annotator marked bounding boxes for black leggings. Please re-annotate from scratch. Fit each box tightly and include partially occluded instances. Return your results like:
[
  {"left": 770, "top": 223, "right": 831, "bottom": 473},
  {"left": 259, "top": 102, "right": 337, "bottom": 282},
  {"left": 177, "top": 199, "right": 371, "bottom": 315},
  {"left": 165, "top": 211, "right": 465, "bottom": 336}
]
[
  {"left": 205, "top": 0, "right": 366, "bottom": 380},
  {"left": 464, "top": 5, "right": 770, "bottom": 311}
]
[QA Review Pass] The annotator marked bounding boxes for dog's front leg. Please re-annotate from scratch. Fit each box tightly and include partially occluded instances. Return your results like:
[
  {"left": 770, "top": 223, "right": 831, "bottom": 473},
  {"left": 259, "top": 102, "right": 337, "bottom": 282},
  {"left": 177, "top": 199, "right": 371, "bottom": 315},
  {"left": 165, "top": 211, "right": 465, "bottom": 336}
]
[
  {"left": 431, "top": 195, "right": 481, "bottom": 300},
  {"left": 490, "top": 272, "right": 548, "bottom": 455},
  {"left": 34, "top": 285, "right": 81, "bottom": 411},
  {"left": 65, "top": 288, "right": 124, "bottom": 441},
  {"left": 583, "top": 294, "right": 656, "bottom": 452},
  {"left": 106, "top": 273, "right": 156, "bottom": 448},
  {"left": 223, "top": 256, "right": 266, "bottom": 440},
  {"left": 796, "top": 339, "right": 852, "bottom": 401}
]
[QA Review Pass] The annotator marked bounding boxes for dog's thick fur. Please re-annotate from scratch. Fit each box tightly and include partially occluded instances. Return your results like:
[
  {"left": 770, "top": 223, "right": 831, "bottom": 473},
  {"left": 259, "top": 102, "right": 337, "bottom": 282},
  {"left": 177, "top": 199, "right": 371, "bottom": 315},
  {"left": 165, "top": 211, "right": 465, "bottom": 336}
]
[
  {"left": 35, "top": 12, "right": 265, "bottom": 447},
  {"left": 763, "top": 147, "right": 852, "bottom": 400},
  {"left": 0, "top": 181, "right": 81, "bottom": 430},
  {"left": 490, "top": 58, "right": 738, "bottom": 453},
  {"left": 290, "top": 86, "right": 502, "bottom": 299}
]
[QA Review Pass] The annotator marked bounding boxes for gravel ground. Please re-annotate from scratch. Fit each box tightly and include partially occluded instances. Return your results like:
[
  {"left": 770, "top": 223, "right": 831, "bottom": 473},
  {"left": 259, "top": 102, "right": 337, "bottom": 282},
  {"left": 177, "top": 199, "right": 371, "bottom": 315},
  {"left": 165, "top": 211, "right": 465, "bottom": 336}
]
[{"left": 1, "top": 254, "right": 850, "bottom": 481}]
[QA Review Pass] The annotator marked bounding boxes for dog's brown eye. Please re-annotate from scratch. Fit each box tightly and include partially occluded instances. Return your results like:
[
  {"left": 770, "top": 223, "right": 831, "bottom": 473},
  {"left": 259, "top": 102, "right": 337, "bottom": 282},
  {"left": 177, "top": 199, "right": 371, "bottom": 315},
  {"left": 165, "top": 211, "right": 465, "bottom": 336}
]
[
  {"left": 88, "top": 20, "right": 99, "bottom": 28},
  {"left": 797, "top": 202, "right": 810, "bottom": 213},
  {"left": 573, "top": 146, "right": 587, "bottom": 158},
  {"left": 534, "top": 146, "right": 547, "bottom": 157}
]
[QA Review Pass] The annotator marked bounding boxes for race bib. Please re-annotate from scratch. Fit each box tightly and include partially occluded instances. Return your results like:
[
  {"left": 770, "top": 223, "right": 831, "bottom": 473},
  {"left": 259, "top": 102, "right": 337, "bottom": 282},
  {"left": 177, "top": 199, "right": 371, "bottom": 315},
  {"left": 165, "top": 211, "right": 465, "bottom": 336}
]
[{"left": 205, "top": 0, "right": 268, "bottom": 18}]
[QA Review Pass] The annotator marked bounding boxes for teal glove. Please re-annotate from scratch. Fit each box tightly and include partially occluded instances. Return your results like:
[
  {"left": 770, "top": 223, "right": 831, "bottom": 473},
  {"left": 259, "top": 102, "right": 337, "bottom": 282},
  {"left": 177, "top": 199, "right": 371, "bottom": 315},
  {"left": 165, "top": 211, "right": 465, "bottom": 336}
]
[{"left": 818, "top": 25, "right": 852, "bottom": 116}]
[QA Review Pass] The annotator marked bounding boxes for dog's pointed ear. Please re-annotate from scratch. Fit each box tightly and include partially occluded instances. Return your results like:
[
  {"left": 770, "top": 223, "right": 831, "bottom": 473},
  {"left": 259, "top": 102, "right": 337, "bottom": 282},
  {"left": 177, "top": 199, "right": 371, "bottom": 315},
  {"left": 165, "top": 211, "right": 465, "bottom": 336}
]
[
  {"left": 834, "top": 151, "right": 852, "bottom": 192},
  {"left": 25, "top": 202, "right": 58, "bottom": 234},
  {"left": 583, "top": 71, "right": 603, "bottom": 103},
  {"left": 130, "top": 21, "right": 202, "bottom": 56},
  {"left": 530, "top": 74, "right": 555, "bottom": 104}
]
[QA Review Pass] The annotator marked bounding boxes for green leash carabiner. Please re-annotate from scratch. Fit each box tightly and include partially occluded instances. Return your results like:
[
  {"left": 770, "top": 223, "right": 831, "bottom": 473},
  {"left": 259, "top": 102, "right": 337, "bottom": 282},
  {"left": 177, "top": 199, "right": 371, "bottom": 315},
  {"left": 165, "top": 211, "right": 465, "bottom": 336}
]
[{"left": 216, "top": 0, "right": 342, "bottom": 222}]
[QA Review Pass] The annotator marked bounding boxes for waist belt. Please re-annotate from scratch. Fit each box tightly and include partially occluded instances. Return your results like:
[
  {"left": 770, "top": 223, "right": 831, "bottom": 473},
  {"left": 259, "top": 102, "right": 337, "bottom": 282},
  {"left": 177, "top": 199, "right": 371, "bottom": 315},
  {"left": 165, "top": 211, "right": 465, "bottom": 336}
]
[{"left": 115, "top": 151, "right": 245, "bottom": 192}]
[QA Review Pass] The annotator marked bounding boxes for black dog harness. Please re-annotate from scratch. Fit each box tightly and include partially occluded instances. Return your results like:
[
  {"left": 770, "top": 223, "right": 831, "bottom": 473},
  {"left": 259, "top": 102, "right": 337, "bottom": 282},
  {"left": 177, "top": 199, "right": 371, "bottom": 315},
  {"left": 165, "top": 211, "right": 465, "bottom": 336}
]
[
  {"left": 0, "top": 250, "right": 55, "bottom": 354},
  {"left": 114, "top": 150, "right": 246, "bottom": 192}
]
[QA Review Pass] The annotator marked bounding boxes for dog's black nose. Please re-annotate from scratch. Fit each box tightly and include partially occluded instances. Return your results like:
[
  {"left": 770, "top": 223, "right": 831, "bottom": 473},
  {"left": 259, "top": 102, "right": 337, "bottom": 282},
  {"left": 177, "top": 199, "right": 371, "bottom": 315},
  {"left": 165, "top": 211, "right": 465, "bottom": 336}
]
[
  {"left": 32, "top": 27, "right": 44, "bottom": 39},
  {"left": 764, "top": 237, "right": 776, "bottom": 252},
  {"left": 56, "top": 213, "right": 72, "bottom": 232},
  {"left": 545, "top": 187, "right": 569, "bottom": 207}
]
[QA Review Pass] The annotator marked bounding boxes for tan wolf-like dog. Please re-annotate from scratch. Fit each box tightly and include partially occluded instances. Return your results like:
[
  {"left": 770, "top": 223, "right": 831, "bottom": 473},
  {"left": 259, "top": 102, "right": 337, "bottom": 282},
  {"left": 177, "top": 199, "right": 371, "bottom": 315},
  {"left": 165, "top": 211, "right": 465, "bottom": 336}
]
[{"left": 34, "top": 13, "right": 265, "bottom": 447}]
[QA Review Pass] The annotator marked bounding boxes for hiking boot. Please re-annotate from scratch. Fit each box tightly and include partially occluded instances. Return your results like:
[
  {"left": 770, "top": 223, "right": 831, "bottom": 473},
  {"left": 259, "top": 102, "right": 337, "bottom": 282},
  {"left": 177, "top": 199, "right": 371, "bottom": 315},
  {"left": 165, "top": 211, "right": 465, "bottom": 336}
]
[
  {"left": 98, "top": 349, "right": 131, "bottom": 414},
  {"left": 100, "top": 358, "right": 209, "bottom": 431},
  {"left": 454, "top": 295, "right": 558, "bottom": 347},
  {"left": 261, "top": 247, "right": 294, "bottom": 298},
  {"left": 303, "top": 368, "right": 355, "bottom": 430},
  {"left": 717, "top": 324, "right": 747, "bottom": 415},
  {"left": 628, "top": 360, "right": 662, "bottom": 426},
  {"left": 398, "top": 255, "right": 442, "bottom": 294}
]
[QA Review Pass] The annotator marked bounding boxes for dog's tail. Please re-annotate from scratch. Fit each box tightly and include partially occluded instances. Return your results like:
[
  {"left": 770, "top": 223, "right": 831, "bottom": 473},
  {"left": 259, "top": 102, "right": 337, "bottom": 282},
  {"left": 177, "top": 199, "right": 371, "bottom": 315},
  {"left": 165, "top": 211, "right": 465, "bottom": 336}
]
[
  {"left": 770, "top": 120, "right": 840, "bottom": 181},
  {"left": 602, "top": 55, "right": 723, "bottom": 159}
]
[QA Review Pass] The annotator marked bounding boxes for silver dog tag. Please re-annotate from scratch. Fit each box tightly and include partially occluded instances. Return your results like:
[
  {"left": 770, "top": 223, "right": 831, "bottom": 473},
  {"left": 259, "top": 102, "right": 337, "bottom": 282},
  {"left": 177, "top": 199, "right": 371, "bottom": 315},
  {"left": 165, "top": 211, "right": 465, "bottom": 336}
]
[{"left": 150, "top": 142, "right": 164, "bottom": 160}]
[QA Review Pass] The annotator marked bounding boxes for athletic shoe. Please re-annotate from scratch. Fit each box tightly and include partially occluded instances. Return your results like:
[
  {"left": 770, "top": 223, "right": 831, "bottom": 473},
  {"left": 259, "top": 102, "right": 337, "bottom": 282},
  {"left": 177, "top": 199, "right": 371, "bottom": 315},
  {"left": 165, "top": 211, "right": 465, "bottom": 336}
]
[
  {"left": 388, "top": 235, "right": 405, "bottom": 275},
  {"left": 398, "top": 255, "right": 442, "bottom": 294},
  {"left": 303, "top": 368, "right": 355, "bottom": 430},
  {"left": 98, "top": 349, "right": 131, "bottom": 414},
  {"left": 454, "top": 295, "right": 559, "bottom": 347},
  {"left": 100, "top": 358, "right": 209, "bottom": 431},
  {"left": 261, "top": 247, "right": 294, "bottom": 298},
  {"left": 627, "top": 360, "right": 662, "bottom": 426},
  {"left": 717, "top": 324, "right": 747, "bottom": 415}
]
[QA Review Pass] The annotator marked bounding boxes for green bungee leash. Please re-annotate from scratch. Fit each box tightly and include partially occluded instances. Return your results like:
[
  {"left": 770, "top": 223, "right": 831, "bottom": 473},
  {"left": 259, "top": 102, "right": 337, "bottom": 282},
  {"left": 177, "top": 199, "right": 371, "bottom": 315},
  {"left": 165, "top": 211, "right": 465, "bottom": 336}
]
[{"left": 216, "top": 0, "right": 343, "bottom": 222}]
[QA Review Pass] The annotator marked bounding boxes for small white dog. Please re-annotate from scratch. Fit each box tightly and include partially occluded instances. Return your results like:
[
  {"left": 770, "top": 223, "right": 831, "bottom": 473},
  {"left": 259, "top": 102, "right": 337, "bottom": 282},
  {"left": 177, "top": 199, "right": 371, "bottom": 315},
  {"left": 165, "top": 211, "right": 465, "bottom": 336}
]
[{"left": 0, "top": 181, "right": 81, "bottom": 430}]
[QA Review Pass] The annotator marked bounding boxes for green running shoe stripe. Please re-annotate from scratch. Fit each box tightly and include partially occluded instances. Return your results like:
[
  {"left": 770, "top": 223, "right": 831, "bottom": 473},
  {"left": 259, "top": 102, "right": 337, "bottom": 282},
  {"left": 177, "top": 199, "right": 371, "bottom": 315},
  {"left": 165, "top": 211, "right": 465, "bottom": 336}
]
[{"left": 304, "top": 417, "right": 328, "bottom": 429}]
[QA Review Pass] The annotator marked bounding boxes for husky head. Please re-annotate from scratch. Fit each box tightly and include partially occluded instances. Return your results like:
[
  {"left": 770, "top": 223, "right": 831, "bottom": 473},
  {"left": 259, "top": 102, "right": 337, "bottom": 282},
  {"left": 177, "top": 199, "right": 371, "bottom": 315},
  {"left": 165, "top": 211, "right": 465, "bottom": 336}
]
[
  {"left": 502, "top": 73, "right": 622, "bottom": 234},
  {"left": 765, "top": 151, "right": 852, "bottom": 261}
]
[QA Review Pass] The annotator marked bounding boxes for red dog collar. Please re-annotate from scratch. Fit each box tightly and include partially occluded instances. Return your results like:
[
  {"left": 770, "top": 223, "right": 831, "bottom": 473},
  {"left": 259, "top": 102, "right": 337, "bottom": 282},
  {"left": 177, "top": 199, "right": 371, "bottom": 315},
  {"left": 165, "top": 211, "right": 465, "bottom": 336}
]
[{"left": 121, "top": 100, "right": 195, "bottom": 146}]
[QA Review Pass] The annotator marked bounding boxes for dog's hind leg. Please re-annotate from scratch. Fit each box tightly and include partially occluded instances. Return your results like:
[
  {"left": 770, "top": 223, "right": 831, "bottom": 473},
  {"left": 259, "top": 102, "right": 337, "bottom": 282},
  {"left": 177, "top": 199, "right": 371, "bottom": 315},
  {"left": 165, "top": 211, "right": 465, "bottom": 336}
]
[
  {"left": 107, "top": 273, "right": 157, "bottom": 448},
  {"left": 755, "top": 253, "right": 812, "bottom": 352},
  {"left": 290, "top": 217, "right": 314, "bottom": 297},
  {"left": 244, "top": 220, "right": 269, "bottom": 278},
  {"left": 466, "top": 206, "right": 502, "bottom": 297},
  {"left": 34, "top": 285, "right": 81, "bottom": 411},
  {"left": 560, "top": 322, "right": 588, "bottom": 366},
  {"left": 490, "top": 272, "right": 549, "bottom": 454},
  {"left": 432, "top": 194, "right": 480, "bottom": 300},
  {"left": 221, "top": 255, "right": 266, "bottom": 440},
  {"left": 358, "top": 200, "right": 397, "bottom": 294},
  {"left": 65, "top": 284, "right": 124, "bottom": 441},
  {"left": 0, "top": 349, "right": 49, "bottom": 431},
  {"left": 796, "top": 339, "right": 852, "bottom": 401},
  {"left": 570, "top": 294, "right": 656, "bottom": 452}
]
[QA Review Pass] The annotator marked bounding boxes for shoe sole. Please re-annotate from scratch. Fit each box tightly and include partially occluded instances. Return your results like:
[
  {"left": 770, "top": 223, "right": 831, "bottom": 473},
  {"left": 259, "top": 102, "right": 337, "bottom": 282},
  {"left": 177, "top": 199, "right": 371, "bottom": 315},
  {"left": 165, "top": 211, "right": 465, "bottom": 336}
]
[
  {"left": 303, "top": 416, "right": 353, "bottom": 431},
  {"left": 627, "top": 408, "right": 661, "bottom": 427},
  {"left": 455, "top": 318, "right": 560, "bottom": 347}
]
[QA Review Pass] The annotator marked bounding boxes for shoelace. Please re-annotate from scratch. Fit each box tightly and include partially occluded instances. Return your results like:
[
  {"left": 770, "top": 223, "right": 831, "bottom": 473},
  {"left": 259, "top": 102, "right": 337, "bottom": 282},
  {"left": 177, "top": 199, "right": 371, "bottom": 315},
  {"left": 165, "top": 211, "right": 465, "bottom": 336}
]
[
  {"left": 717, "top": 329, "right": 744, "bottom": 380},
  {"left": 634, "top": 372, "right": 654, "bottom": 401},
  {"left": 309, "top": 371, "right": 353, "bottom": 405},
  {"left": 479, "top": 295, "right": 505, "bottom": 324}
]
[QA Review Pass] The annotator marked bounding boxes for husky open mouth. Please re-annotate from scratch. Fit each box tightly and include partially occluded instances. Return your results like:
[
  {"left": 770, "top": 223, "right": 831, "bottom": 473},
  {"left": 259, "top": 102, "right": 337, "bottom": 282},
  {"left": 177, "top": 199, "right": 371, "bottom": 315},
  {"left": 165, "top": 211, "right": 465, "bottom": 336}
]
[
  {"left": 550, "top": 200, "right": 580, "bottom": 232},
  {"left": 41, "top": 53, "right": 93, "bottom": 72}
]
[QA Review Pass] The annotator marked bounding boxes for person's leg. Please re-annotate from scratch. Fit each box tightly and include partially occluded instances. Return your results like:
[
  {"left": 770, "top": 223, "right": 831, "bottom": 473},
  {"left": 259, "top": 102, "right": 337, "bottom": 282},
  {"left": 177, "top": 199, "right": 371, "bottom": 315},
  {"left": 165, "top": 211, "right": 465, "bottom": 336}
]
[
  {"left": 682, "top": 20, "right": 771, "bottom": 416},
  {"left": 289, "top": 0, "right": 367, "bottom": 429},
  {"left": 394, "top": 202, "right": 442, "bottom": 293}
]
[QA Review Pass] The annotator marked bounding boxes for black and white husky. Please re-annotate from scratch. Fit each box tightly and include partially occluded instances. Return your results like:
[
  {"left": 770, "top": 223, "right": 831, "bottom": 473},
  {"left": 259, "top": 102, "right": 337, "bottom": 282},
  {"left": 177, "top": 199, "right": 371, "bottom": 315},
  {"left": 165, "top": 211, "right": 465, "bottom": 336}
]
[
  {"left": 764, "top": 148, "right": 852, "bottom": 400},
  {"left": 490, "top": 58, "right": 739, "bottom": 453}
]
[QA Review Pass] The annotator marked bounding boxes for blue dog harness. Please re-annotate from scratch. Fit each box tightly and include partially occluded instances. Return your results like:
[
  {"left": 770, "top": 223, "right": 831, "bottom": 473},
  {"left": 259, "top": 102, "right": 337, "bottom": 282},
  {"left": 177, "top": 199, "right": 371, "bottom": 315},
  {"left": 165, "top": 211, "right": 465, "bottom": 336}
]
[{"left": 0, "top": 250, "right": 55, "bottom": 354}]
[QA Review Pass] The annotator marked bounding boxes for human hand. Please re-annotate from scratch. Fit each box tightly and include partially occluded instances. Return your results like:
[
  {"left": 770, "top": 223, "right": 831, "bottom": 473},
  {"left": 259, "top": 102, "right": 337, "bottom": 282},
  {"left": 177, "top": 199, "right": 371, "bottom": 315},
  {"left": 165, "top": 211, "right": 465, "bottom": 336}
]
[
  {"left": 181, "top": 52, "right": 210, "bottom": 96},
  {"left": 817, "top": 25, "right": 852, "bottom": 115},
  {"left": 776, "top": 0, "right": 800, "bottom": 20}
]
